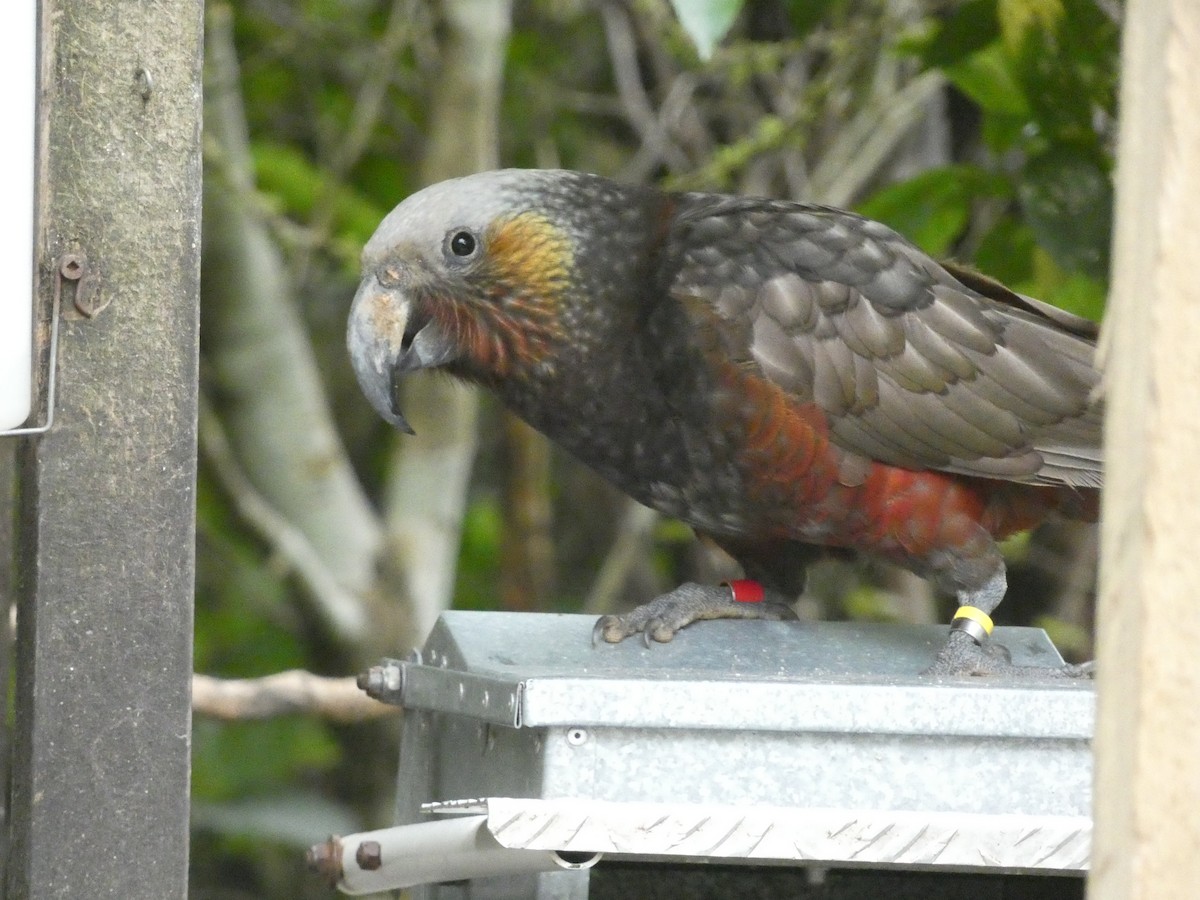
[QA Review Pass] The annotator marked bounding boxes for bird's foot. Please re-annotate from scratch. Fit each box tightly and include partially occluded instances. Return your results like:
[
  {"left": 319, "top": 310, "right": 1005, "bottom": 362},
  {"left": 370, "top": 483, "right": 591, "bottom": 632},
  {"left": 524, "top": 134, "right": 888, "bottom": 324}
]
[
  {"left": 593, "top": 581, "right": 796, "bottom": 647},
  {"left": 924, "top": 631, "right": 1093, "bottom": 679}
]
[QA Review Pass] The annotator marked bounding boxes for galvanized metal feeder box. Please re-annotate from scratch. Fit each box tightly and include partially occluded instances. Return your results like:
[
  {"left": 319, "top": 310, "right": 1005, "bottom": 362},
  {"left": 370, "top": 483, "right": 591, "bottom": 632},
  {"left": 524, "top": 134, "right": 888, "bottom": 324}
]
[{"left": 332, "top": 611, "right": 1093, "bottom": 898}]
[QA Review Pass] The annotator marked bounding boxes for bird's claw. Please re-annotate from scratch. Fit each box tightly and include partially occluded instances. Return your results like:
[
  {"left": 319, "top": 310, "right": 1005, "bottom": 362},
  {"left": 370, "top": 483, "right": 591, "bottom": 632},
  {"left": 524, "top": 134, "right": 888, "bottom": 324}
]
[
  {"left": 924, "top": 631, "right": 1094, "bottom": 679},
  {"left": 592, "top": 582, "right": 796, "bottom": 647},
  {"left": 591, "top": 611, "right": 679, "bottom": 646},
  {"left": 591, "top": 614, "right": 667, "bottom": 646},
  {"left": 642, "top": 618, "right": 678, "bottom": 647}
]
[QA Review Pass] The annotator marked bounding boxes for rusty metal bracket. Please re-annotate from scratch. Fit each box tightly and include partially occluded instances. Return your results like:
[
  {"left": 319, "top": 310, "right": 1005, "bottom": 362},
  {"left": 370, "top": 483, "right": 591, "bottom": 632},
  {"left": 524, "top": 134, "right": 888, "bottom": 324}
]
[
  {"left": 65, "top": 251, "right": 105, "bottom": 318},
  {"left": 0, "top": 254, "right": 75, "bottom": 437}
]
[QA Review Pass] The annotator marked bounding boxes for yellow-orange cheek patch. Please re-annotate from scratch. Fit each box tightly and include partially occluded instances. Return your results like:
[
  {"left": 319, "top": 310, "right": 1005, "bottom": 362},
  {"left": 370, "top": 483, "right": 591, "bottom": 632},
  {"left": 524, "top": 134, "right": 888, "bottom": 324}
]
[{"left": 485, "top": 213, "right": 573, "bottom": 301}]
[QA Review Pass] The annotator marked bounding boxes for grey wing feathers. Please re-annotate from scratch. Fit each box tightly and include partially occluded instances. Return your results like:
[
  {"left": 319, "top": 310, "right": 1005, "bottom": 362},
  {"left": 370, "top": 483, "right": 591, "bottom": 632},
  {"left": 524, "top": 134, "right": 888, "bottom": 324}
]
[{"left": 668, "top": 194, "right": 1103, "bottom": 488}]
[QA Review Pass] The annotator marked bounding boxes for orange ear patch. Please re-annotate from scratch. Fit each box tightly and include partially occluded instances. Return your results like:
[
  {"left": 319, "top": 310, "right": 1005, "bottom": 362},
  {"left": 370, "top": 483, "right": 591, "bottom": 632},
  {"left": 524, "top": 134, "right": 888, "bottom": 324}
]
[{"left": 485, "top": 212, "right": 573, "bottom": 300}]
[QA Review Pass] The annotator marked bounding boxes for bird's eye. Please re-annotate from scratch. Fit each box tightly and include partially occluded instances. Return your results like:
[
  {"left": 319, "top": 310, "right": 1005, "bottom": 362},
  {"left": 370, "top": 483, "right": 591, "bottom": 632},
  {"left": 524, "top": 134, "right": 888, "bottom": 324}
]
[{"left": 448, "top": 230, "right": 477, "bottom": 258}]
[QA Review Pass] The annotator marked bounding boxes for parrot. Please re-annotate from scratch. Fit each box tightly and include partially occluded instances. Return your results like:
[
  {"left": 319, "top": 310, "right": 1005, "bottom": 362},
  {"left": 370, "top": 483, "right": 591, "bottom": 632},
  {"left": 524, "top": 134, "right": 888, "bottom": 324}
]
[{"left": 347, "top": 169, "right": 1101, "bottom": 677}]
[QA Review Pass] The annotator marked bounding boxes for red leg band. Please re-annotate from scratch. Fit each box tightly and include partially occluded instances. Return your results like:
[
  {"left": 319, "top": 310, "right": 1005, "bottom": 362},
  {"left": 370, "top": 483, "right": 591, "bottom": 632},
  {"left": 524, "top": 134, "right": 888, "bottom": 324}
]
[{"left": 723, "top": 579, "right": 765, "bottom": 603}]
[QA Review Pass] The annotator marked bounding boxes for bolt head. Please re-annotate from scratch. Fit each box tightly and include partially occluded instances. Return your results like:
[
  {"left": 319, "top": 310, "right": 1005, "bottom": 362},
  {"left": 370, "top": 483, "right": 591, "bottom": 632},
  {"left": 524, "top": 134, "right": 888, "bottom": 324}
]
[
  {"left": 305, "top": 836, "right": 343, "bottom": 885},
  {"left": 356, "top": 667, "right": 381, "bottom": 694},
  {"left": 356, "top": 839, "right": 383, "bottom": 871},
  {"left": 358, "top": 662, "right": 403, "bottom": 701}
]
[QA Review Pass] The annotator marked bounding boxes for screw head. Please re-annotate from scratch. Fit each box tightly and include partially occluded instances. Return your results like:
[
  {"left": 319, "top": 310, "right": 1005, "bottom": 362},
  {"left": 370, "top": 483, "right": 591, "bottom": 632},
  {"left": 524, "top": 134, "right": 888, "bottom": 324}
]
[
  {"left": 566, "top": 727, "right": 588, "bottom": 746},
  {"left": 59, "top": 254, "right": 86, "bottom": 280},
  {"left": 356, "top": 840, "right": 383, "bottom": 871}
]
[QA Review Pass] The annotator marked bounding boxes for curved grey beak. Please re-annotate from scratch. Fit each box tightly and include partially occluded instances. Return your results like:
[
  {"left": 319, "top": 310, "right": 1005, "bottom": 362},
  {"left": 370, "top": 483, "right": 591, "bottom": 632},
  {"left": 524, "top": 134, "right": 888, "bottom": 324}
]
[{"left": 346, "top": 275, "right": 457, "bottom": 435}]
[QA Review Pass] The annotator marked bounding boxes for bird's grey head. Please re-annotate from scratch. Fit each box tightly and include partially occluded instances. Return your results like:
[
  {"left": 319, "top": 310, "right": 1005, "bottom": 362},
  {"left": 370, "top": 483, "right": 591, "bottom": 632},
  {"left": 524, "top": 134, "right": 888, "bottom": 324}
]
[{"left": 346, "top": 169, "right": 593, "bottom": 432}]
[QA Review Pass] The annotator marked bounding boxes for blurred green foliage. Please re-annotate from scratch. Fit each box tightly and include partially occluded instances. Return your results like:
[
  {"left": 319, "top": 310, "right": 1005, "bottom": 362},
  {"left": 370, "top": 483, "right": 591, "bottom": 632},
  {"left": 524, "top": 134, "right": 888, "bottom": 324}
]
[{"left": 870, "top": 0, "right": 1117, "bottom": 321}]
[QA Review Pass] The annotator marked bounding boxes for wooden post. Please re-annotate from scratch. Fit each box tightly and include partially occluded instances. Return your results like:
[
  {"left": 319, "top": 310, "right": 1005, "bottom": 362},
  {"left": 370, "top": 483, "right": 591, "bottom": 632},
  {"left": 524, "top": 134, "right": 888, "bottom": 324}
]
[
  {"left": 1091, "top": 2, "right": 1200, "bottom": 898},
  {"left": 6, "top": 0, "right": 203, "bottom": 897}
]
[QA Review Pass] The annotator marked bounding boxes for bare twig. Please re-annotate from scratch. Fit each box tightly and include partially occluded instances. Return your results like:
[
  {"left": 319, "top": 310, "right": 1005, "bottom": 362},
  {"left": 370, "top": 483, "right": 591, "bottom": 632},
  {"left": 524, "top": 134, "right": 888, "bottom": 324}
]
[
  {"left": 806, "top": 69, "right": 946, "bottom": 207},
  {"left": 330, "top": 0, "right": 417, "bottom": 177},
  {"left": 295, "top": 0, "right": 418, "bottom": 282},
  {"left": 620, "top": 74, "right": 701, "bottom": 184},
  {"left": 199, "top": 392, "right": 368, "bottom": 641},
  {"left": 600, "top": 2, "right": 692, "bottom": 174},
  {"left": 583, "top": 500, "right": 660, "bottom": 615},
  {"left": 192, "top": 671, "right": 397, "bottom": 723}
]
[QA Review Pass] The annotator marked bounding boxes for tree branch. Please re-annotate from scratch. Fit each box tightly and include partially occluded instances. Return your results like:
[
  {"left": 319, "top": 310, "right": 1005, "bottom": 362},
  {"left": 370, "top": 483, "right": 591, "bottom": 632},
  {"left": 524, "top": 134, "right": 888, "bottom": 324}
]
[
  {"left": 294, "top": 0, "right": 420, "bottom": 283},
  {"left": 583, "top": 501, "right": 660, "bottom": 616},
  {"left": 192, "top": 671, "right": 396, "bottom": 723},
  {"left": 806, "top": 69, "right": 946, "bottom": 207},
  {"left": 198, "top": 392, "right": 367, "bottom": 640},
  {"left": 203, "top": 5, "right": 386, "bottom": 647},
  {"left": 600, "top": 2, "right": 692, "bottom": 175}
]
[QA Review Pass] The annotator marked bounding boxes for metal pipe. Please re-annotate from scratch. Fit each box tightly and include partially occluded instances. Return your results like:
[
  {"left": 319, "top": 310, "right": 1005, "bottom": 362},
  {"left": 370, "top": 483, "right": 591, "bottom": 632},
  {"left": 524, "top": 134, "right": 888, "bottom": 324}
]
[{"left": 307, "top": 815, "right": 601, "bottom": 895}]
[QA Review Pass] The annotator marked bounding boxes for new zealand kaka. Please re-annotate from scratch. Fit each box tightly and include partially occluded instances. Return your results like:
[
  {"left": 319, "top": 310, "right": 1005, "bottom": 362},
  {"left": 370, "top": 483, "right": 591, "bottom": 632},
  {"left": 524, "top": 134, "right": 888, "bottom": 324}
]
[{"left": 348, "top": 169, "right": 1100, "bottom": 676}]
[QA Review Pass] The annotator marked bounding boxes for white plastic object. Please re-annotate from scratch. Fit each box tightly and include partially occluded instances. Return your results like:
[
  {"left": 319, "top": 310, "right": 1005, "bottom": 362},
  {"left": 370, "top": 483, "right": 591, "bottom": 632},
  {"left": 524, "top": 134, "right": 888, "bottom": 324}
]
[
  {"left": 0, "top": 0, "right": 37, "bottom": 431},
  {"left": 335, "top": 815, "right": 600, "bottom": 896}
]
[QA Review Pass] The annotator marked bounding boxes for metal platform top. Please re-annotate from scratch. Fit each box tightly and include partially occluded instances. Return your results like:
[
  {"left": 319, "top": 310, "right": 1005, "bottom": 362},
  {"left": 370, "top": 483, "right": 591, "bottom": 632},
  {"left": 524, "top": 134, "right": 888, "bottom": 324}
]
[
  {"left": 394, "top": 612, "right": 1093, "bottom": 737},
  {"left": 331, "top": 612, "right": 1099, "bottom": 893}
]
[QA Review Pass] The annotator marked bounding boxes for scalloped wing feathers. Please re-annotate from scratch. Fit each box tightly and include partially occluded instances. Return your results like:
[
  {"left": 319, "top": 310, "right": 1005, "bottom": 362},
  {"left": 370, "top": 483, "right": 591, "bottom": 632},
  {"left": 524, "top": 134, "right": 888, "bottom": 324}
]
[{"left": 667, "top": 194, "right": 1102, "bottom": 489}]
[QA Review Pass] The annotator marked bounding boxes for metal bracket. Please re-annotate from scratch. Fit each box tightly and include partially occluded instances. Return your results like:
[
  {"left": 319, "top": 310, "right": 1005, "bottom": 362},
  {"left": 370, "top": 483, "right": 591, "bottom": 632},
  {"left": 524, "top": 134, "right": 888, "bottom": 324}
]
[{"left": 0, "top": 254, "right": 75, "bottom": 437}]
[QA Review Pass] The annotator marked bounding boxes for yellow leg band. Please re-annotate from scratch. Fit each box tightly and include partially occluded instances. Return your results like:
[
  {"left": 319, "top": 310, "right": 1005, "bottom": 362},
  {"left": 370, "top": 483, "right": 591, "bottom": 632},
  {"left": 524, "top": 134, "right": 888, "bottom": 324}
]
[{"left": 952, "top": 606, "right": 994, "bottom": 635}]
